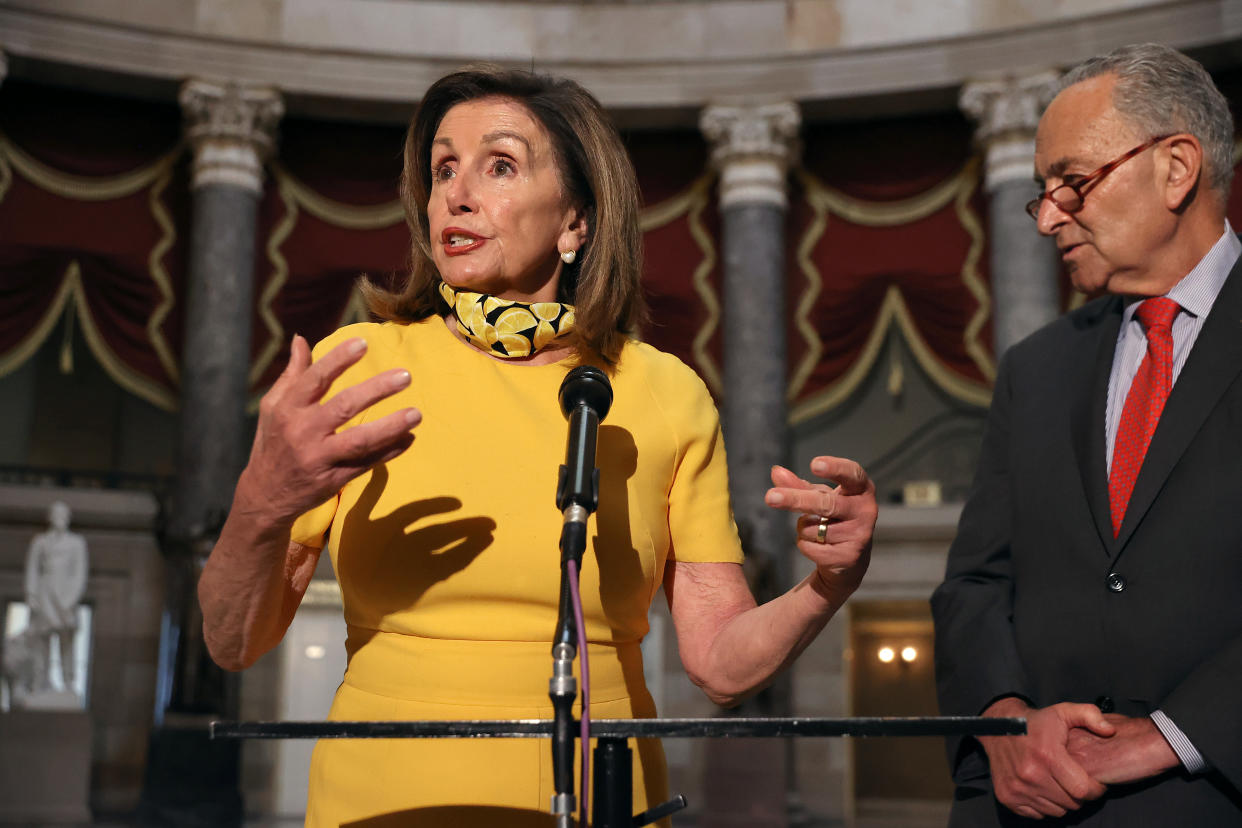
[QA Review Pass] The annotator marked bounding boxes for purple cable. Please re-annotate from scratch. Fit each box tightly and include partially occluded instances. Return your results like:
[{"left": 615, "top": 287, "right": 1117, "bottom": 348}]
[{"left": 567, "top": 558, "right": 590, "bottom": 825}]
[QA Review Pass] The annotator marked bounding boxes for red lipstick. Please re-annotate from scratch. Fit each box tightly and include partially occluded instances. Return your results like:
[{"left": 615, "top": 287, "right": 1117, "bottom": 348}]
[{"left": 441, "top": 227, "right": 484, "bottom": 256}]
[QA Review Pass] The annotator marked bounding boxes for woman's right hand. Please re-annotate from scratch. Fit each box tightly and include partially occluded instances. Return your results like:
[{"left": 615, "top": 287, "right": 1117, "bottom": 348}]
[{"left": 235, "top": 334, "right": 421, "bottom": 527}]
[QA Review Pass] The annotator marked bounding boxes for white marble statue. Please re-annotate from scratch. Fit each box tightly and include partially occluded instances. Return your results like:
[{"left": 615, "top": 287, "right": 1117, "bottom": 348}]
[{"left": 6, "top": 502, "right": 89, "bottom": 706}]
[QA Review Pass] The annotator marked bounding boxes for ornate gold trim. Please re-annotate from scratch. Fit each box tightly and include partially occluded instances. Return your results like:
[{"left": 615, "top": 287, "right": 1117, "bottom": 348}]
[
  {"left": 0, "top": 130, "right": 175, "bottom": 200},
  {"left": 249, "top": 178, "right": 298, "bottom": 388},
  {"left": 338, "top": 285, "right": 372, "bottom": 328},
  {"left": 802, "top": 163, "right": 966, "bottom": 227},
  {"left": 146, "top": 166, "right": 180, "bottom": 385},
  {"left": 633, "top": 173, "right": 723, "bottom": 393},
  {"left": 789, "top": 286, "right": 896, "bottom": 422},
  {"left": 0, "top": 130, "right": 184, "bottom": 395},
  {"left": 271, "top": 162, "right": 403, "bottom": 230},
  {"left": 788, "top": 169, "right": 829, "bottom": 401},
  {"left": 887, "top": 338, "right": 904, "bottom": 396},
  {"left": 790, "top": 286, "right": 993, "bottom": 423},
  {"left": 0, "top": 266, "right": 76, "bottom": 380},
  {"left": 3, "top": 262, "right": 180, "bottom": 409},
  {"left": 788, "top": 159, "right": 994, "bottom": 415},
  {"left": 683, "top": 175, "right": 723, "bottom": 395},
  {"left": 59, "top": 293, "right": 76, "bottom": 373},
  {"left": 954, "top": 156, "right": 995, "bottom": 383},
  {"left": 69, "top": 261, "right": 179, "bottom": 410},
  {"left": 245, "top": 164, "right": 408, "bottom": 406},
  {"left": 893, "top": 285, "right": 993, "bottom": 409},
  {"left": 639, "top": 178, "right": 710, "bottom": 232}
]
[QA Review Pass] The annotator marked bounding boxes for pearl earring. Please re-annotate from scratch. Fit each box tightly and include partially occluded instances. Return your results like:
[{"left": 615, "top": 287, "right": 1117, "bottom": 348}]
[{"left": 560, "top": 249, "right": 577, "bottom": 265}]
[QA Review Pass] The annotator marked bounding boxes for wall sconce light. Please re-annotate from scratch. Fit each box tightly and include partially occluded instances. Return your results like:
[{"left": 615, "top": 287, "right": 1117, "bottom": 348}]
[{"left": 876, "top": 645, "right": 919, "bottom": 665}]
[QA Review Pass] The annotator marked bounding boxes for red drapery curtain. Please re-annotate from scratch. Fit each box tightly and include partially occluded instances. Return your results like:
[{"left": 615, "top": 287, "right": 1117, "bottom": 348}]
[{"left": 4, "top": 75, "right": 1242, "bottom": 414}]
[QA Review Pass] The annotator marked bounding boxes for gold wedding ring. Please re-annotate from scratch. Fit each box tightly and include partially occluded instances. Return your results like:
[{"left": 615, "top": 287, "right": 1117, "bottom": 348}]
[{"left": 816, "top": 516, "right": 829, "bottom": 544}]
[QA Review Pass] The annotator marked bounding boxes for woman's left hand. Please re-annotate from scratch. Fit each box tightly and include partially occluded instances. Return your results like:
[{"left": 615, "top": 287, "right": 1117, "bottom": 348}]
[{"left": 763, "top": 457, "right": 877, "bottom": 601}]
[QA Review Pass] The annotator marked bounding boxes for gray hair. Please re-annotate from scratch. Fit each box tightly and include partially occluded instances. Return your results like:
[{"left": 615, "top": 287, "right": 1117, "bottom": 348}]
[{"left": 1060, "top": 43, "right": 1235, "bottom": 198}]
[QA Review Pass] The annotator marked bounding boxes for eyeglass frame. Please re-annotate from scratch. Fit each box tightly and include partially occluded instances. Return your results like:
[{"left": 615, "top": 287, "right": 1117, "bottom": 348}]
[{"left": 1024, "top": 133, "right": 1177, "bottom": 221}]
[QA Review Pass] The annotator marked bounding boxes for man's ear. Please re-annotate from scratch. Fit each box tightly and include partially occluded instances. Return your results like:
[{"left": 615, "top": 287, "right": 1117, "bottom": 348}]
[{"left": 1161, "top": 134, "right": 1204, "bottom": 211}]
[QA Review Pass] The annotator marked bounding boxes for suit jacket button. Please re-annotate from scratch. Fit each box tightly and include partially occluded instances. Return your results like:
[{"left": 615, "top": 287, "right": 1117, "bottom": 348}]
[
  {"left": 1107, "top": 572, "right": 1127, "bottom": 592},
  {"left": 1095, "top": 695, "right": 1115, "bottom": 713}
]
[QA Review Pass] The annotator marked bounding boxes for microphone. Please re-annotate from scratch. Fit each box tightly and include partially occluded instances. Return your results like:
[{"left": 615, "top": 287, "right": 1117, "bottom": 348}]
[
  {"left": 555, "top": 366, "right": 612, "bottom": 515},
  {"left": 550, "top": 366, "right": 611, "bottom": 825}
]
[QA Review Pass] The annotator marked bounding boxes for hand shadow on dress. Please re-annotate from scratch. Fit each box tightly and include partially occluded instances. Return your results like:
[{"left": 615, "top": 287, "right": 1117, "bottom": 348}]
[
  {"left": 592, "top": 424, "right": 643, "bottom": 638},
  {"left": 342, "top": 805, "right": 553, "bottom": 827},
  {"left": 337, "top": 464, "right": 496, "bottom": 651},
  {"left": 592, "top": 425, "right": 667, "bottom": 814}
]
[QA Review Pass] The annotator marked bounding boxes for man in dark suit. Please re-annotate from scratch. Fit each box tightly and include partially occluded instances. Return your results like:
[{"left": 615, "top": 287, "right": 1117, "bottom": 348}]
[{"left": 932, "top": 43, "right": 1242, "bottom": 826}]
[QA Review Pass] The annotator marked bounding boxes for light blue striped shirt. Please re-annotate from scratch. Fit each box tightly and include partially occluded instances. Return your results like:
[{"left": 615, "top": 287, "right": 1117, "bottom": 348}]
[
  {"left": 1102, "top": 221, "right": 1241, "bottom": 775},
  {"left": 1105, "top": 223, "right": 1242, "bottom": 472}
]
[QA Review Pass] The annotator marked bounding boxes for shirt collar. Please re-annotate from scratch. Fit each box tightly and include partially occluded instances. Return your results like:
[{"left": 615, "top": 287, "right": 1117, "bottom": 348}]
[{"left": 1122, "top": 220, "right": 1241, "bottom": 326}]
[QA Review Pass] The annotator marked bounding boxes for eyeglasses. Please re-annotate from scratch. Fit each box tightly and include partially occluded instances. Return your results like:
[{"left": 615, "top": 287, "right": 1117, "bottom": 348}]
[{"left": 1025, "top": 134, "right": 1174, "bottom": 220}]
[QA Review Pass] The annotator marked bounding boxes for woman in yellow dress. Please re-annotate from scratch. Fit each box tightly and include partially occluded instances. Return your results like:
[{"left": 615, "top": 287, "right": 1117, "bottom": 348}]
[{"left": 198, "top": 67, "right": 877, "bottom": 827}]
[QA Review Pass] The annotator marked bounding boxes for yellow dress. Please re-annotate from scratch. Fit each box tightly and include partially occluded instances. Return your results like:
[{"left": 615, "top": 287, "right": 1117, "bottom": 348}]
[{"left": 291, "top": 316, "right": 744, "bottom": 827}]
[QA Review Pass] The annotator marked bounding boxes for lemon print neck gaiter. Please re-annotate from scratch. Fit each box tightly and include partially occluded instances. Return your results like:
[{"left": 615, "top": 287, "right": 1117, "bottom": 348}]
[{"left": 438, "top": 281, "right": 576, "bottom": 359}]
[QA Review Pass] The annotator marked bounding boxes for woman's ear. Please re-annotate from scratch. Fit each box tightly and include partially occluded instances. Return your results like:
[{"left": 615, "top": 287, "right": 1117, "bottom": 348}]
[{"left": 559, "top": 206, "right": 589, "bottom": 256}]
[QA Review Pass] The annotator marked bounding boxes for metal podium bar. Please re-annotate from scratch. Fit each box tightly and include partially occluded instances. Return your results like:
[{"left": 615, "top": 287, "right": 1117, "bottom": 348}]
[{"left": 211, "top": 716, "right": 1024, "bottom": 740}]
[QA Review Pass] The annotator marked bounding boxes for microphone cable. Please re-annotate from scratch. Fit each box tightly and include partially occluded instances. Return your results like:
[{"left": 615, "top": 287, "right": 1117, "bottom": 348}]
[{"left": 568, "top": 558, "right": 591, "bottom": 825}]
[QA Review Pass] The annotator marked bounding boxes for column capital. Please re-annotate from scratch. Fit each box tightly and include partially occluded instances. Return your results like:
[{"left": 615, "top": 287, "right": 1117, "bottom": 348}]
[
  {"left": 959, "top": 71, "right": 1060, "bottom": 191},
  {"left": 700, "top": 101, "right": 800, "bottom": 209},
  {"left": 179, "top": 79, "right": 283, "bottom": 193}
]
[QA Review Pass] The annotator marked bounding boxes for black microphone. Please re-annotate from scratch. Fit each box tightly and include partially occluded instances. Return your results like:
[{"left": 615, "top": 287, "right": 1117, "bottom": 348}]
[
  {"left": 555, "top": 365, "right": 612, "bottom": 515},
  {"left": 551, "top": 366, "right": 612, "bottom": 815}
]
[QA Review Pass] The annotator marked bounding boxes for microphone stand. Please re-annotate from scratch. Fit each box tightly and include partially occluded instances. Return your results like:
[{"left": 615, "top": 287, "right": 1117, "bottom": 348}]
[
  {"left": 550, "top": 367, "right": 687, "bottom": 826},
  {"left": 551, "top": 369, "right": 607, "bottom": 828},
  {"left": 550, "top": 498, "right": 590, "bottom": 827}
]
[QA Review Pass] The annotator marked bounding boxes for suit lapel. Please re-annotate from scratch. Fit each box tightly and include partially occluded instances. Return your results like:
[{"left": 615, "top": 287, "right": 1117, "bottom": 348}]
[
  {"left": 1113, "top": 259, "right": 1242, "bottom": 554},
  {"left": 1070, "top": 297, "right": 1124, "bottom": 554}
]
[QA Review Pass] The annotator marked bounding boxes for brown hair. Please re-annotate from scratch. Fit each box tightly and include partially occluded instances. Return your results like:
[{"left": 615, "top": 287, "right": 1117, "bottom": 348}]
[{"left": 362, "top": 65, "right": 646, "bottom": 362}]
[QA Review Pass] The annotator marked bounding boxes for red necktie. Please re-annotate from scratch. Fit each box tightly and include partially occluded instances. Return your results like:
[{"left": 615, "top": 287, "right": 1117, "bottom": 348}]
[{"left": 1108, "top": 297, "right": 1180, "bottom": 537}]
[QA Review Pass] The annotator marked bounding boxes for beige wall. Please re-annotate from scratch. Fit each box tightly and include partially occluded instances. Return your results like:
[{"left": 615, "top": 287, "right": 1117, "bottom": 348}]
[{"left": 1, "top": 0, "right": 1238, "bottom": 121}]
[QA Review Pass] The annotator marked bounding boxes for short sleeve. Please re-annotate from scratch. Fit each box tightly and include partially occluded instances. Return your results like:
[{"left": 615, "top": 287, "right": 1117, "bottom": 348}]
[
  {"left": 662, "top": 366, "right": 744, "bottom": 565},
  {"left": 289, "top": 495, "right": 337, "bottom": 549}
]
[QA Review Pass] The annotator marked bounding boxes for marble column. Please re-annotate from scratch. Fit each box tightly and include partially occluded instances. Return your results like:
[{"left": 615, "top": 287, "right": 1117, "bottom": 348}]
[
  {"left": 960, "top": 72, "right": 1062, "bottom": 357},
  {"left": 169, "top": 79, "right": 283, "bottom": 545},
  {"left": 139, "top": 81, "right": 280, "bottom": 828},
  {"left": 162, "top": 78, "right": 282, "bottom": 712},
  {"left": 700, "top": 101, "right": 799, "bottom": 589},
  {"left": 699, "top": 101, "right": 800, "bottom": 828}
]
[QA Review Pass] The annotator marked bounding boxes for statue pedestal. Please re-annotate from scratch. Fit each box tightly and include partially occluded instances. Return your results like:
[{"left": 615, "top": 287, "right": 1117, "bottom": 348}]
[
  {"left": 0, "top": 710, "right": 92, "bottom": 823},
  {"left": 20, "top": 688, "right": 83, "bottom": 710}
]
